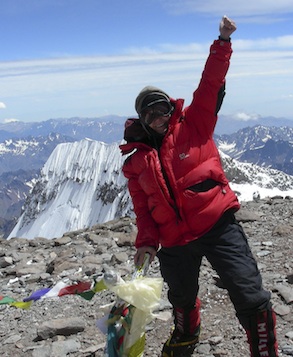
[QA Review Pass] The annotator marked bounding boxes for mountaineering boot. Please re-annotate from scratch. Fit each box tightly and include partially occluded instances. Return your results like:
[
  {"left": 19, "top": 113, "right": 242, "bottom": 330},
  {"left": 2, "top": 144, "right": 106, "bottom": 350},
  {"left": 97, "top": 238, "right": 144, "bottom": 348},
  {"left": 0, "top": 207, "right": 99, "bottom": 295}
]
[
  {"left": 245, "top": 308, "right": 278, "bottom": 356},
  {"left": 161, "top": 326, "right": 200, "bottom": 357},
  {"left": 162, "top": 298, "right": 201, "bottom": 357}
]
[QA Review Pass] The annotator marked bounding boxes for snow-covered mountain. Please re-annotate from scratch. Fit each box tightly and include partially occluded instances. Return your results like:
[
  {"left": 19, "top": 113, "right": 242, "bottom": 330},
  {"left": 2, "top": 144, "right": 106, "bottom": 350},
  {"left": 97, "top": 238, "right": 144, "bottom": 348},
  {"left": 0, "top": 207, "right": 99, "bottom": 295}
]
[
  {"left": 8, "top": 139, "right": 293, "bottom": 240},
  {"left": 0, "top": 169, "right": 39, "bottom": 238},
  {"left": 216, "top": 125, "right": 293, "bottom": 175},
  {"left": 0, "top": 133, "right": 75, "bottom": 175},
  {"left": 215, "top": 114, "right": 293, "bottom": 135},
  {"left": 0, "top": 133, "right": 77, "bottom": 238},
  {"left": 220, "top": 151, "right": 293, "bottom": 200},
  {"left": 8, "top": 139, "right": 132, "bottom": 240},
  {"left": 0, "top": 118, "right": 127, "bottom": 238}
]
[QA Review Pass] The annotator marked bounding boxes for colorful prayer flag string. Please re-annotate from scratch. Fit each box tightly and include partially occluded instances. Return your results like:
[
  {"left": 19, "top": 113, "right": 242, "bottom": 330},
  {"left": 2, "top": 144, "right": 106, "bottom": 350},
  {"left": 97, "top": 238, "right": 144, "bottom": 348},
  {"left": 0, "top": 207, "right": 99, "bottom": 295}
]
[
  {"left": 1, "top": 269, "right": 163, "bottom": 357},
  {"left": 0, "top": 278, "right": 108, "bottom": 309}
]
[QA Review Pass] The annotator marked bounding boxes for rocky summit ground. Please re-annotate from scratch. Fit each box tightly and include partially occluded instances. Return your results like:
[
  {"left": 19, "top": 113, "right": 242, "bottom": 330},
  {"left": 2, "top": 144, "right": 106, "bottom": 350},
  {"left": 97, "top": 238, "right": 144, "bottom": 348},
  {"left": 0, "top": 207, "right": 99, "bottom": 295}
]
[{"left": 0, "top": 196, "right": 293, "bottom": 357}]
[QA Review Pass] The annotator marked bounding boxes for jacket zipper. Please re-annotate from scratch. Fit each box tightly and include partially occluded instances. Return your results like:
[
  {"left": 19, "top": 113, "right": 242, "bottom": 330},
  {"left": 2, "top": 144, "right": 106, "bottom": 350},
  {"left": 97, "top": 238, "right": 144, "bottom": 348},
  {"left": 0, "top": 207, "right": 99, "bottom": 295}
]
[{"left": 158, "top": 151, "right": 182, "bottom": 223}]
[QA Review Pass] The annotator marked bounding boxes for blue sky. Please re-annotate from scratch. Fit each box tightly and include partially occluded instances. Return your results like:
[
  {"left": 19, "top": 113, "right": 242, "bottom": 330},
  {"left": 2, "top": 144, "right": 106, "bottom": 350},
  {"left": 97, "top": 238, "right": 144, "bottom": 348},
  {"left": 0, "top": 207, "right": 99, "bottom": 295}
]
[{"left": 0, "top": 0, "right": 293, "bottom": 123}]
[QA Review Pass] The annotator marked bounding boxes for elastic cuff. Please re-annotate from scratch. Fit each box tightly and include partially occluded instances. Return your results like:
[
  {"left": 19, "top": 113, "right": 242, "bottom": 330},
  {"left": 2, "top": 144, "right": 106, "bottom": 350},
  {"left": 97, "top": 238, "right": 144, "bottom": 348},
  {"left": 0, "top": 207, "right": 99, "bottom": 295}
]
[{"left": 218, "top": 35, "right": 231, "bottom": 42}]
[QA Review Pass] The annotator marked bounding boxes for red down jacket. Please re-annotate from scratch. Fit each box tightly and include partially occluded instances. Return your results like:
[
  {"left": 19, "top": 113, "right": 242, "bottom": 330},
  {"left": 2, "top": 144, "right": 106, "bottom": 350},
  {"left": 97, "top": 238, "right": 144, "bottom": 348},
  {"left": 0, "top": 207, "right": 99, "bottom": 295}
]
[{"left": 120, "top": 39, "right": 240, "bottom": 250}]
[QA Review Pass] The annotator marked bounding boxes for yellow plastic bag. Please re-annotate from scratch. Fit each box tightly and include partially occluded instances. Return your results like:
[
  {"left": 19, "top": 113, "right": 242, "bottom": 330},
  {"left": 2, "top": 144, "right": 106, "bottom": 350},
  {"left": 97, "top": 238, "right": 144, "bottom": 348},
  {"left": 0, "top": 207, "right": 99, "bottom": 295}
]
[
  {"left": 105, "top": 275, "right": 163, "bottom": 356},
  {"left": 109, "top": 276, "right": 163, "bottom": 313}
]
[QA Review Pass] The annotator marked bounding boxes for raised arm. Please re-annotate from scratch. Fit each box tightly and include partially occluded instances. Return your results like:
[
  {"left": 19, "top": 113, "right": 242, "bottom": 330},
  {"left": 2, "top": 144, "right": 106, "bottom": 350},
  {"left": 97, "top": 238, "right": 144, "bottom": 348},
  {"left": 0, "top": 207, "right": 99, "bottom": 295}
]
[{"left": 185, "top": 16, "right": 237, "bottom": 135}]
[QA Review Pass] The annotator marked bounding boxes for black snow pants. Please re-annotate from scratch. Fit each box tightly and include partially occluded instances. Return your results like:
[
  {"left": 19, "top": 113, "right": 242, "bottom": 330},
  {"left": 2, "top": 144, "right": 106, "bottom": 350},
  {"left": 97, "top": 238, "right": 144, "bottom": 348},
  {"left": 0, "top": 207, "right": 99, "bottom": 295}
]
[
  {"left": 157, "top": 210, "right": 270, "bottom": 315},
  {"left": 157, "top": 210, "right": 278, "bottom": 356}
]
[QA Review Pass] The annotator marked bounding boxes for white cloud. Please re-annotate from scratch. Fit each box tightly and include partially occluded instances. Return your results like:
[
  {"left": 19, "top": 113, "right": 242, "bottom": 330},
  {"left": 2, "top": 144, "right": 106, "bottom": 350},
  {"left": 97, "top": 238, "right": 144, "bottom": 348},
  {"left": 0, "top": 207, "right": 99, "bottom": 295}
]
[
  {"left": 234, "top": 36, "right": 293, "bottom": 50},
  {"left": 162, "top": 0, "right": 293, "bottom": 18},
  {"left": 0, "top": 102, "right": 6, "bottom": 109},
  {"left": 3, "top": 118, "right": 19, "bottom": 123},
  {"left": 0, "top": 34, "right": 293, "bottom": 121},
  {"left": 235, "top": 112, "right": 260, "bottom": 121}
]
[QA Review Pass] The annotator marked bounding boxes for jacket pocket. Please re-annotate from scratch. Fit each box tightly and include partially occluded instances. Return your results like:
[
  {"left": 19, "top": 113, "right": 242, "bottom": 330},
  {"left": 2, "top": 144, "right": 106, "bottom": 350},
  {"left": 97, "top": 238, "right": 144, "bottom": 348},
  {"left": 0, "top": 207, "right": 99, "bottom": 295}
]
[{"left": 186, "top": 179, "right": 220, "bottom": 192}]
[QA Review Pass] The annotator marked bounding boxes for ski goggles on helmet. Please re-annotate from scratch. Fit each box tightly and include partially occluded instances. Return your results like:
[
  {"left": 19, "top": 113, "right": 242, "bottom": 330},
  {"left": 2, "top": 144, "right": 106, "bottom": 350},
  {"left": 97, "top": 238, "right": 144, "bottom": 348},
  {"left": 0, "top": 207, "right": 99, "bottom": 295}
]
[{"left": 141, "top": 100, "right": 173, "bottom": 125}]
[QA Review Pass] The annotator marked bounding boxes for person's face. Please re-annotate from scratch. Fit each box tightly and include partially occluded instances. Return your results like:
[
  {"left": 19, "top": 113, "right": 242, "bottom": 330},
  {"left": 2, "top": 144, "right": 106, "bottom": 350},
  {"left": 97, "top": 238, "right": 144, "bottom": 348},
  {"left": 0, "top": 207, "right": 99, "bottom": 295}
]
[
  {"left": 148, "top": 114, "right": 171, "bottom": 135},
  {"left": 142, "top": 102, "right": 173, "bottom": 135}
]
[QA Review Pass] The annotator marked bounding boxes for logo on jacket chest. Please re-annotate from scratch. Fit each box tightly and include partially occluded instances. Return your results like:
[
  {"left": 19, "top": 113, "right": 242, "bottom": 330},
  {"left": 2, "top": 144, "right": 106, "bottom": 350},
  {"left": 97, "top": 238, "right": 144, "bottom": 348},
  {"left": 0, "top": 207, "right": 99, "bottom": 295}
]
[{"left": 179, "top": 153, "right": 190, "bottom": 160}]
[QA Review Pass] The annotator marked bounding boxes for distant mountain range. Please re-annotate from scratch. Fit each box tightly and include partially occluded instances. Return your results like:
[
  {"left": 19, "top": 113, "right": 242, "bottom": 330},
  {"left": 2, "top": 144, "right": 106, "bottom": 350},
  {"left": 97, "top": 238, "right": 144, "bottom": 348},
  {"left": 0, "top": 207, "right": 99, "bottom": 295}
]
[
  {"left": 0, "top": 116, "right": 125, "bottom": 143},
  {"left": 215, "top": 126, "right": 293, "bottom": 175},
  {"left": 1, "top": 113, "right": 292, "bottom": 140},
  {"left": 1, "top": 114, "right": 293, "bottom": 238},
  {"left": 216, "top": 114, "right": 293, "bottom": 135},
  {"left": 8, "top": 139, "right": 293, "bottom": 240},
  {"left": 0, "top": 133, "right": 75, "bottom": 175}
]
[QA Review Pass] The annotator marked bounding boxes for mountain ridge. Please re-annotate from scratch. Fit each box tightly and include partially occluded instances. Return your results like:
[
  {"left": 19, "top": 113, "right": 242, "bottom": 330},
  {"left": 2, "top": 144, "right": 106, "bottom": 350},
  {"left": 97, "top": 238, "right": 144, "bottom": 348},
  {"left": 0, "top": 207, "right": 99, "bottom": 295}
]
[
  {"left": 1, "top": 113, "right": 293, "bottom": 140},
  {"left": 8, "top": 139, "right": 293, "bottom": 240},
  {"left": 216, "top": 125, "right": 293, "bottom": 175},
  {"left": 1, "top": 116, "right": 293, "bottom": 239},
  {"left": 8, "top": 139, "right": 132, "bottom": 239}
]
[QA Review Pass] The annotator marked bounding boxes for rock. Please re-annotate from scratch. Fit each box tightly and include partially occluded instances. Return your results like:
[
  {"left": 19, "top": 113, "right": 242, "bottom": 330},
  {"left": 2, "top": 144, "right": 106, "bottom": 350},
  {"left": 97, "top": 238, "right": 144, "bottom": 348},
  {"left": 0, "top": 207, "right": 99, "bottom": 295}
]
[
  {"left": 281, "top": 344, "right": 293, "bottom": 356},
  {"left": 196, "top": 342, "right": 212, "bottom": 354},
  {"left": 274, "top": 284, "right": 293, "bottom": 304},
  {"left": 31, "top": 339, "right": 81, "bottom": 357},
  {"left": 114, "top": 231, "right": 136, "bottom": 247},
  {"left": 3, "top": 334, "right": 22, "bottom": 344},
  {"left": 273, "top": 303, "right": 291, "bottom": 316},
  {"left": 54, "top": 236, "right": 72, "bottom": 246},
  {"left": 0, "top": 256, "right": 13, "bottom": 268},
  {"left": 16, "top": 265, "right": 47, "bottom": 277},
  {"left": 36, "top": 318, "right": 86, "bottom": 340},
  {"left": 235, "top": 209, "right": 261, "bottom": 222},
  {"left": 53, "top": 261, "right": 80, "bottom": 275},
  {"left": 285, "top": 331, "right": 293, "bottom": 340},
  {"left": 49, "top": 339, "right": 81, "bottom": 356},
  {"left": 0, "top": 202, "right": 293, "bottom": 356},
  {"left": 272, "top": 224, "right": 292, "bottom": 237},
  {"left": 208, "top": 335, "right": 224, "bottom": 345},
  {"left": 287, "top": 274, "right": 293, "bottom": 284},
  {"left": 80, "top": 343, "right": 104, "bottom": 354},
  {"left": 111, "top": 251, "right": 128, "bottom": 264},
  {"left": 256, "top": 250, "right": 271, "bottom": 257}
]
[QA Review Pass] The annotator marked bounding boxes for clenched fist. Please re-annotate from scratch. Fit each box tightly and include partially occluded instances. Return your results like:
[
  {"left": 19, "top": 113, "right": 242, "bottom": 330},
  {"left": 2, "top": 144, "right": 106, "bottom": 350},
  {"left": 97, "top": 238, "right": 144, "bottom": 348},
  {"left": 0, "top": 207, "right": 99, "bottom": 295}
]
[{"left": 219, "top": 16, "right": 237, "bottom": 40}]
